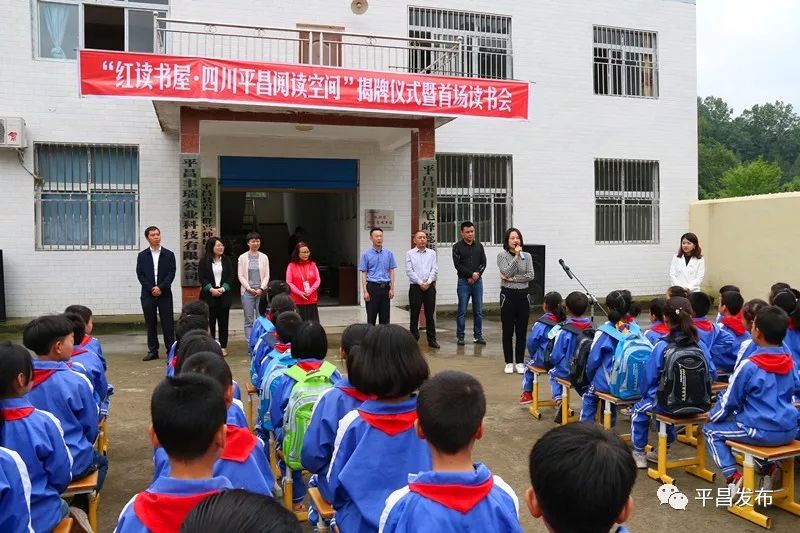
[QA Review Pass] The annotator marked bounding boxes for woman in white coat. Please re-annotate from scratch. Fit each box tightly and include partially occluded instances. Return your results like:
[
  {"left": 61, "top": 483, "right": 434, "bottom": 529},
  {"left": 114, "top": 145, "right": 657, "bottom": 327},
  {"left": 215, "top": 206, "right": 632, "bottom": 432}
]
[{"left": 669, "top": 232, "right": 705, "bottom": 292}]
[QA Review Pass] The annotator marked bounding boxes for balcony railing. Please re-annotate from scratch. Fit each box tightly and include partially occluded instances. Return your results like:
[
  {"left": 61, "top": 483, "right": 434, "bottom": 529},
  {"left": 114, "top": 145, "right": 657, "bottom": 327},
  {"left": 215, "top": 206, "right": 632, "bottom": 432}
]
[{"left": 153, "top": 16, "right": 501, "bottom": 79}]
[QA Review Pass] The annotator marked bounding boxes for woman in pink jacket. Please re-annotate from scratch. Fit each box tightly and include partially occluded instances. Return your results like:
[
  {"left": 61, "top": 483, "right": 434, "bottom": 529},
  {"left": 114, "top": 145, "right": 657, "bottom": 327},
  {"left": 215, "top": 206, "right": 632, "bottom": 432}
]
[{"left": 286, "top": 241, "right": 321, "bottom": 322}]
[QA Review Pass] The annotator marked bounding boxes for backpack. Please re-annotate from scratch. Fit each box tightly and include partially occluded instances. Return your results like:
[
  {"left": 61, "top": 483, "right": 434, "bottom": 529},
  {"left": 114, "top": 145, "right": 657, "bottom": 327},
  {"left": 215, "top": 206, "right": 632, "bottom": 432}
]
[
  {"left": 282, "top": 361, "right": 338, "bottom": 470},
  {"left": 249, "top": 316, "right": 275, "bottom": 354},
  {"left": 566, "top": 324, "right": 596, "bottom": 395},
  {"left": 541, "top": 324, "right": 563, "bottom": 371},
  {"left": 599, "top": 322, "right": 652, "bottom": 400},
  {"left": 656, "top": 342, "right": 712, "bottom": 415},
  {"left": 257, "top": 350, "right": 296, "bottom": 432}
]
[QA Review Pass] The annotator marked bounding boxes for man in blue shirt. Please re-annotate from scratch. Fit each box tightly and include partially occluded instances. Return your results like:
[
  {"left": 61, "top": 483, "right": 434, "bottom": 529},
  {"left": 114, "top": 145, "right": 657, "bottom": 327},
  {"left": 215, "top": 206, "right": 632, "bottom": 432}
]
[{"left": 359, "top": 227, "right": 397, "bottom": 325}]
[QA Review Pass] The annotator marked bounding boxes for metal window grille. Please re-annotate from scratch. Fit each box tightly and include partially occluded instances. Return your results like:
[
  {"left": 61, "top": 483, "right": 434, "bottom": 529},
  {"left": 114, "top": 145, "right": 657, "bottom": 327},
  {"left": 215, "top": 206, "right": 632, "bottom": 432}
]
[
  {"left": 34, "top": 143, "right": 140, "bottom": 250},
  {"left": 408, "top": 7, "right": 513, "bottom": 79},
  {"left": 437, "top": 154, "right": 512, "bottom": 245},
  {"left": 595, "top": 159, "right": 659, "bottom": 244},
  {"left": 593, "top": 26, "right": 658, "bottom": 98}
]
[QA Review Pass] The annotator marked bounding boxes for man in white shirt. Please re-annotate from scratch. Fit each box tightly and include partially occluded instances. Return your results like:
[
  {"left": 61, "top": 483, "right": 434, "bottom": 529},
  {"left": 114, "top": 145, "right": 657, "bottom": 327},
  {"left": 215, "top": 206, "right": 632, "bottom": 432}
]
[
  {"left": 406, "top": 230, "right": 439, "bottom": 349},
  {"left": 136, "top": 226, "right": 176, "bottom": 361}
]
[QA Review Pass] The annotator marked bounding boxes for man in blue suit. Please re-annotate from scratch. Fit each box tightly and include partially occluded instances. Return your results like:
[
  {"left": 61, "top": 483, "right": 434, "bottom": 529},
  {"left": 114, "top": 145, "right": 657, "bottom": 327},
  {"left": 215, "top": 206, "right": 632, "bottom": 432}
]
[{"left": 136, "top": 226, "right": 176, "bottom": 361}]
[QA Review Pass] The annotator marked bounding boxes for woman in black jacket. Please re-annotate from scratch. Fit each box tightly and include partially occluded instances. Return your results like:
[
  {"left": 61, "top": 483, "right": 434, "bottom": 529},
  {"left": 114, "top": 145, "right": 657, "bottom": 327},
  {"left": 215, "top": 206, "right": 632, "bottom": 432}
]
[{"left": 199, "top": 236, "right": 234, "bottom": 356}]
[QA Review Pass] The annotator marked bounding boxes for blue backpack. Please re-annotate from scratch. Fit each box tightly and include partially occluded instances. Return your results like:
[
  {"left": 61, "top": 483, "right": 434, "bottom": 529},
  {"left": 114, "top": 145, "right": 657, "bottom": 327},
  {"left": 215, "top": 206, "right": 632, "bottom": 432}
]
[
  {"left": 599, "top": 322, "right": 652, "bottom": 400},
  {"left": 257, "top": 350, "right": 297, "bottom": 432}
]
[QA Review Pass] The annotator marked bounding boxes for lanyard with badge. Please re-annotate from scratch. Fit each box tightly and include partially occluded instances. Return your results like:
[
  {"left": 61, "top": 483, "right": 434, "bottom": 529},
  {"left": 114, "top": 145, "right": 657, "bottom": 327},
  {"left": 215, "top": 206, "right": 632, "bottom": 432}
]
[{"left": 301, "top": 263, "right": 311, "bottom": 293}]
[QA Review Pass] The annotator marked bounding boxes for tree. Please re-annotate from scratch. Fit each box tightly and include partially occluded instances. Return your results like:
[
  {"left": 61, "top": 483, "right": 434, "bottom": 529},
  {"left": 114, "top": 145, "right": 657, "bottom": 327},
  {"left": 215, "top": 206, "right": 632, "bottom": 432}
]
[
  {"left": 719, "top": 158, "right": 782, "bottom": 198},
  {"left": 698, "top": 141, "right": 739, "bottom": 198},
  {"left": 734, "top": 102, "right": 800, "bottom": 172}
]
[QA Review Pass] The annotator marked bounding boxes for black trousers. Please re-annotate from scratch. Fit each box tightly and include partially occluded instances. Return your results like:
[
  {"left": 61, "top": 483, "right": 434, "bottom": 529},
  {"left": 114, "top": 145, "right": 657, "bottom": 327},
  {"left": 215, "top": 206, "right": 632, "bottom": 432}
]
[
  {"left": 141, "top": 293, "right": 175, "bottom": 356},
  {"left": 206, "top": 297, "right": 231, "bottom": 348},
  {"left": 500, "top": 287, "right": 530, "bottom": 364},
  {"left": 408, "top": 284, "right": 436, "bottom": 340},
  {"left": 366, "top": 282, "right": 391, "bottom": 325}
]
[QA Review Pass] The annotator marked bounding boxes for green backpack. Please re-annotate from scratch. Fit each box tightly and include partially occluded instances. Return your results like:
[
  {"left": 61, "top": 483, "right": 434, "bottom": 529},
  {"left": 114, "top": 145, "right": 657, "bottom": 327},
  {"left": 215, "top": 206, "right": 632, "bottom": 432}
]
[{"left": 282, "top": 360, "right": 338, "bottom": 470}]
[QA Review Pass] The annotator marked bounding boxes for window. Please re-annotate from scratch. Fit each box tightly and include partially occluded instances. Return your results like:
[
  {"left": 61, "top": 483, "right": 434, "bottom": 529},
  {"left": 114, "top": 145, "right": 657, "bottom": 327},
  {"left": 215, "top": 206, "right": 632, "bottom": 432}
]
[
  {"left": 408, "top": 7, "right": 512, "bottom": 79},
  {"left": 35, "top": 144, "right": 139, "bottom": 250},
  {"left": 36, "top": 0, "right": 168, "bottom": 59},
  {"left": 595, "top": 159, "right": 659, "bottom": 244},
  {"left": 437, "top": 154, "right": 512, "bottom": 245},
  {"left": 593, "top": 26, "right": 658, "bottom": 98}
]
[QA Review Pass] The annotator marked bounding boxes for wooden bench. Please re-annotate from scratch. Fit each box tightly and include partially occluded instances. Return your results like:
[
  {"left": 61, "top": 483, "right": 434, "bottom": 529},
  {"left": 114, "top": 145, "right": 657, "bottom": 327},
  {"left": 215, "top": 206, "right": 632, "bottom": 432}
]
[
  {"left": 554, "top": 378, "right": 578, "bottom": 425},
  {"left": 676, "top": 382, "right": 730, "bottom": 448},
  {"left": 62, "top": 471, "right": 100, "bottom": 532},
  {"left": 95, "top": 418, "right": 108, "bottom": 456},
  {"left": 53, "top": 517, "right": 73, "bottom": 533},
  {"left": 724, "top": 440, "right": 800, "bottom": 529},
  {"left": 308, "top": 486, "right": 335, "bottom": 532},
  {"left": 275, "top": 450, "right": 308, "bottom": 522},
  {"left": 646, "top": 412, "right": 715, "bottom": 485},
  {"left": 594, "top": 391, "right": 636, "bottom": 442},
  {"left": 527, "top": 366, "right": 557, "bottom": 420},
  {"left": 246, "top": 382, "right": 259, "bottom": 432}
]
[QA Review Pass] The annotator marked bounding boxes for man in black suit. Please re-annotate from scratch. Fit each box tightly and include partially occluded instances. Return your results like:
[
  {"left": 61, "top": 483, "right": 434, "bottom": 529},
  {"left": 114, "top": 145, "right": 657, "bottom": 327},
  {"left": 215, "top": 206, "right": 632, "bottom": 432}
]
[{"left": 136, "top": 226, "right": 176, "bottom": 361}]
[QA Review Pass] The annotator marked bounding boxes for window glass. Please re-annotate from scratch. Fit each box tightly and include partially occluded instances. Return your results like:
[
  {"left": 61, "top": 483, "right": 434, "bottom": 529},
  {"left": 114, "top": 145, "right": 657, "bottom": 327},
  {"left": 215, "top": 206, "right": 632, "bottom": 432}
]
[{"left": 38, "top": 2, "right": 79, "bottom": 59}]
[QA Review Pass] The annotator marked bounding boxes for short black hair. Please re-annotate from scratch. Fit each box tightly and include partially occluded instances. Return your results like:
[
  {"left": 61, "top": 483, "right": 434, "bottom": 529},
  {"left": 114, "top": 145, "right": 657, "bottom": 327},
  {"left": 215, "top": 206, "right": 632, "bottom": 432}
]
[
  {"left": 144, "top": 225, "right": 160, "bottom": 238},
  {"left": 246, "top": 231, "right": 261, "bottom": 242},
  {"left": 291, "top": 321, "right": 328, "bottom": 360},
  {"left": 667, "top": 286, "right": 689, "bottom": 299},
  {"left": 176, "top": 314, "right": 210, "bottom": 343},
  {"left": 181, "top": 489, "right": 301, "bottom": 533},
  {"left": 181, "top": 300, "right": 210, "bottom": 320},
  {"left": 340, "top": 324, "right": 372, "bottom": 375},
  {"left": 275, "top": 312, "right": 302, "bottom": 344},
  {"left": 269, "top": 294, "right": 296, "bottom": 321},
  {"left": 349, "top": 325, "right": 429, "bottom": 399},
  {"left": 151, "top": 374, "right": 226, "bottom": 462},
  {"left": 649, "top": 298, "right": 666, "bottom": 322},
  {"left": 175, "top": 333, "right": 222, "bottom": 374},
  {"left": 564, "top": 292, "right": 588, "bottom": 317},
  {"left": 719, "top": 285, "right": 740, "bottom": 295},
  {"left": 460, "top": 221, "right": 474, "bottom": 231},
  {"left": 769, "top": 282, "right": 791, "bottom": 304},
  {"left": 64, "top": 305, "right": 92, "bottom": 324},
  {"left": 64, "top": 312, "right": 87, "bottom": 346},
  {"left": 529, "top": 423, "right": 636, "bottom": 533},
  {"left": 180, "top": 352, "right": 233, "bottom": 391},
  {"left": 418, "top": 371, "right": 485, "bottom": 454},
  {"left": 743, "top": 298, "right": 768, "bottom": 326},
  {"left": 369, "top": 227, "right": 383, "bottom": 236},
  {"left": 22, "top": 315, "right": 74, "bottom": 356},
  {"left": 755, "top": 306, "right": 789, "bottom": 345},
  {"left": 688, "top": 291, "right": 712, "bottom": 318},
  {"left": 0, "top": 341, "right": 34, "bottom": 399},
  {"left": 721, "top": 291, "right": 745, "bottom": 315},
  {"left": 267, "top": 280, "right": 291, "bottom": 300}
]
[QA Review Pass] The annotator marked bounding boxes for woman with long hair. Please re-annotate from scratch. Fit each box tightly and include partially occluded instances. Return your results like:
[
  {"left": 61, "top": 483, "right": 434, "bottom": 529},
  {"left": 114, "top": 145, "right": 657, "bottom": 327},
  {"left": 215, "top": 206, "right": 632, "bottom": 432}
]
[
  {"left": 669, "top": 232, "right": 705, "bottom": 292},
  {"left": 496, "top": 227, "right": 535, "bottom": 374},
  {"left": 199, "top": 236, "right": 234, "bottom": 356},
  {"left": 286, "top": 241, "right": 321, "bottom": 322}
]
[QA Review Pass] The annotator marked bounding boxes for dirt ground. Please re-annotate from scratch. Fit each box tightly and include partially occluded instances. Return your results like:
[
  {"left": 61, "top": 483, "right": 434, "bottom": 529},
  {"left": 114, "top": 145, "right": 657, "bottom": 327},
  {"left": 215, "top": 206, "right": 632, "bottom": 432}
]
[{"left": 83, "top": 318, "right": 799, "bottom": 532}]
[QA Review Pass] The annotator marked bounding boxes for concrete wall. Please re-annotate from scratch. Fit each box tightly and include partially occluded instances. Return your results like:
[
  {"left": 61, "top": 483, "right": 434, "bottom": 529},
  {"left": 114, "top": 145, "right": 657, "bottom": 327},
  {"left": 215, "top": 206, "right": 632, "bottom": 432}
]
[{"left": 689, "top": 193, "right": 800, "bottom": 299}]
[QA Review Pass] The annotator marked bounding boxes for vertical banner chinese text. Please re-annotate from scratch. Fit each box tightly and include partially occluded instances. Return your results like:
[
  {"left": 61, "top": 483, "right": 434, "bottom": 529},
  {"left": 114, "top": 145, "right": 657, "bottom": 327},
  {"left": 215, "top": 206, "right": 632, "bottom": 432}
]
[
  {"left": 180, "top": 154, "right": 202, "bottom": 286},
  {"left": 200, "top": 178, "right": 218, "bottom": 245},
  {"left": 418, "top": 159, "right": 438, "bottom": 248}
]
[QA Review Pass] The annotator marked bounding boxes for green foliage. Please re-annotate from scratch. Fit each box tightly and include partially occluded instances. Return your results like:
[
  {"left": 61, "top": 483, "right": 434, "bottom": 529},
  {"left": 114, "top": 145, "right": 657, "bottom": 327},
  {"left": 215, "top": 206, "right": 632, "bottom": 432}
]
[
  {"left": 720, "top": 158, "right": 782, "bottom": 198},
  {"left": 698, "top": 141, "right": 739, "bottom": 198}
]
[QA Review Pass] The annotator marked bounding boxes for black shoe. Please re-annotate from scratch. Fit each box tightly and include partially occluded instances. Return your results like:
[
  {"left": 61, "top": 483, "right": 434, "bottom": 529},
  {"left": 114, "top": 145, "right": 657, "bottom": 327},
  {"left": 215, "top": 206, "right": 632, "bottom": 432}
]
[
  {"left": 428, "top": 340, "right": 440, "bottom": 349},
  {"left": 553, "top": 408, "right": 563, "bottom": 424},
  {"left": 456, "top": 338, "right": 465, "bottom": 346},
  {"left": 142, "top": 353, "right": 159, "bottom": 362},
  {"left": 474, "top": 337, "right": 487, "bottom": 345}
]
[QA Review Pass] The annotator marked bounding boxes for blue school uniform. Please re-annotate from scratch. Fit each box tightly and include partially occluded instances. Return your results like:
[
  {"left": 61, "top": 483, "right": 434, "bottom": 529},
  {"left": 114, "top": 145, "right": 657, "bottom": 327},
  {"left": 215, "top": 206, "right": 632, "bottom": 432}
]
[
  {"left": 71, "top": 346, "right": 109, "bottom": 410},
  {"left": 548, "top": 317, "right": 592, "bottom": 401},
  {"left": 580, "top": 320, "right": 628, "bottom": 423},
  {"left": 232, "top": 380, "right": 242, "bottom": 402},
  {"left": 327, "top": 397, "right": 432, "bottom": 533},
  {"left": 717, "top": 317, "right": 751, "bottom": 374},
  {"left": 521, "top": 313, "right": 559, "bottom": 393},
  {"left": 115, "top": 476, "right": 232, "bottom": 533},
  {"left": 735, "top": 338, "right": 794, "bottom": 371},
  {"left": 27, "top": 360, "right": 98, "bottom": 477},
  {"left": 249, "top": 314, "right": 277, "bottom": 356},
  {"left": 251, "top": 343, "right": 292, "bottom": 391},
  {"left": 165, "top": 341, "right": 178, "bottom": 378},
  {"left": 694, "top": 318, "right": 736, "bottom": 374},
  {"left": 704, "top": 347, "right": 800, "bottom": 475},
  {"left": 1, "top": 398, "right": 72, "bottom": 533},
  {"left": 379, "top": 463, "right": 522, "bottom": 533},
  {"left": 227, "top": 401, "right": 248, "bottom": 428},
  {"left": 0, "top": 446, "right": 33, "bottom": 533},
  {"left": 783, "top": 327, "right": 800, "bottom": 368},
  {"left": 630, "top": 335, "right": 715, "bottom": 452},
  {"left": 152, "top": 425, "right": 273, "bottom": 497},
  {"left": 645, "top": 321, "right": 669, "bottom": 345}
]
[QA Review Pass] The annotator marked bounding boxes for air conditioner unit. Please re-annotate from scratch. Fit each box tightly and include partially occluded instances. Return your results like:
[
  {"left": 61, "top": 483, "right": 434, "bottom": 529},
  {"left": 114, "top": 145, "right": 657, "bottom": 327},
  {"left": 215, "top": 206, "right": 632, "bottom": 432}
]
[{"left": 0, "top": 117, "right": 26, "bottom": 149}]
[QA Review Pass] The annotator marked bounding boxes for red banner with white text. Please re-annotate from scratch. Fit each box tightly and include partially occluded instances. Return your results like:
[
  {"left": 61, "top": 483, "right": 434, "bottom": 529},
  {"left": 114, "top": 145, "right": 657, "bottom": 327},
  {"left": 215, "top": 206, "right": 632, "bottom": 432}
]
[{"left": 79, "top": 50, "right": 529, "bottom": 120}]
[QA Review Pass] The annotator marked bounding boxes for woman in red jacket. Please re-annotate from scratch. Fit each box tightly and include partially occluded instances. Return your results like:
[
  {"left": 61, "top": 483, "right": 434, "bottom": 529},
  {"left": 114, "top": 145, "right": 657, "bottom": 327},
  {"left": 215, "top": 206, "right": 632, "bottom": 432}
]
[{"left": 286, "top": 241, "right": 321, "bottom": 322}]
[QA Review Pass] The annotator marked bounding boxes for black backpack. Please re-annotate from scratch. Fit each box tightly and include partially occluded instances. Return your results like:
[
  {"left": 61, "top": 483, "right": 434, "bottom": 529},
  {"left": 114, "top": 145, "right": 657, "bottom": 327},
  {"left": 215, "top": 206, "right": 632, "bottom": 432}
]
[
  {"left": 566, "top": 324, "right": 596, "bottom": 395},
  {"left": 656, "top": 343, "right": 712, "bottom": 415},
  {"left": 538, "top": 316, "right": 561, "bottom": 371}
]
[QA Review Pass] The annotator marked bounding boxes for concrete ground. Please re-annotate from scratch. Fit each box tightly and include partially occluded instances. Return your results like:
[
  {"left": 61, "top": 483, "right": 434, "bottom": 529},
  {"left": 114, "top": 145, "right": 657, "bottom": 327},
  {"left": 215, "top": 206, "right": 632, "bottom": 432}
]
[{"left": 43, "top": 310, "right": 800, "bottom": 532}]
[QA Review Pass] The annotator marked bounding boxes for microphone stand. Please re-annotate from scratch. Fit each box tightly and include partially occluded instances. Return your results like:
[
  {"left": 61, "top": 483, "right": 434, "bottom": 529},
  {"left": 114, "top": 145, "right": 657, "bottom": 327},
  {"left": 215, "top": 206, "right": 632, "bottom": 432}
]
[{"left": 560, "top": 262, "right": 608, "bottom": 324}]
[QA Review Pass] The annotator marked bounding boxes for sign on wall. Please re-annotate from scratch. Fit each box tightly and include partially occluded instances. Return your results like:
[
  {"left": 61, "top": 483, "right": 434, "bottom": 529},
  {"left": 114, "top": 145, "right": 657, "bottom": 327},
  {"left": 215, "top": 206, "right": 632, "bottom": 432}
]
[
  {"left": 364, "top": 209, "right": 394, "bottom": 231},
  {"left": 79, "top": 50, "right": 530, "bottom": 120},
  {"left": 418, "top": 159, "right": 438, "bottom": 248},
  {"left": 200, "top": 177, "right": 218, "bottom": 244},
  {"left": 180, "top": 154, "right": 201, "bottom": 286}
]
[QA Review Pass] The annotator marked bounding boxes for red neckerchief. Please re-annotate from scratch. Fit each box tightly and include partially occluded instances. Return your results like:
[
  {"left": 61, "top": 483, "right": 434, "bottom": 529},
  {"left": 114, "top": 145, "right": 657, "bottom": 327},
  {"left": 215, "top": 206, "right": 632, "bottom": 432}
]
[
  {"left": 790, "top": 318, "right": 798, "bottom": 331},
  {"left": 750, "top": 353, "right": 793, "bottom": 375},
  {"left": 220, "top": 424, "right": 258, "bottom": 463},
  {"left": 79, "top": 336, "right": 93, "bottom": 347},
  {"left": 569, "top": 320, "right": 592, "bottom": 330},
  {"left": 71, "top": 347, "right": 88, "bottom": 357},
  {"left": 721, "top": 315, "right": 746, "bottom": 336},
  {"left": 266, "top": 312, "right": 276, "bottom": 322},
  {"left": 133, "top": 490, "right": 220, "bottom": 533},
  {"left": 1, "top": 407, "right": 34, "bottom": 420},
  {"left": 32, "top": 369, "right": 57, "bottom": 388},
  {"left": 273, "top": 343, "right": 291, "bottom": 354},
  {"left": 357, "top": 408, "right": 417, "bottom": 436},
  {"left": 651, "top": 322, "right": 670, "bottom": 335},
  {"left": 296, "top": 361, "right": 322, "bottom": 372},
  {"left": 541, "top": 312, "right": 558, "bottom": 322},
  {"left": 624, "top": 315, "right": 636, "bottom": 323},
  {"left": 340, "top": 386, "right": 375, "bottom": 402},
  {"left": 409, "top": 477, "right": 494, "bottom": 514},
  {"left": 693, "top": 318, "right": 714, "bottom": 332}
]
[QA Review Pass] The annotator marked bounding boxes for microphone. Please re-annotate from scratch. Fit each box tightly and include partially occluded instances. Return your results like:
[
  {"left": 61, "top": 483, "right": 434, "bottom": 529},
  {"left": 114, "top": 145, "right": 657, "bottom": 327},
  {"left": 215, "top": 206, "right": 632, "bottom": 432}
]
[{"left": 559, "top": 258, "right": 574, "bottom": 279}]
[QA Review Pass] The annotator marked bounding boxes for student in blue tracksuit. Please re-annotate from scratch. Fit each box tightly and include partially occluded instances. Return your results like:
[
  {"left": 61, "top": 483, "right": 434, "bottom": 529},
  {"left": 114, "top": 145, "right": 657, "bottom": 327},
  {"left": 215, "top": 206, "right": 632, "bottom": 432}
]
[
  {"left": 0, "top": 446, "right": 32, "bottom": 533},
  {"left": 580, "top": 290, "right": 638, "bottom": 424},
  {"left": 0, "top": 342, "right": 71, "bottom": 533},
  {"left": 734, "top": 299, "right": 769, "bottom": 369},
  {"left": 251, "top": 305, "right": 299, "bottom": 391},
  {"left": 152, "top": 353, "right": 273, "bottom": 496},
  {"left": 773, "top": 290, "right": 800, "bottom": 368},
  {"left": 380, "top": 370, "right": 522, "bottom": 533},
  {"left": 716, "top": 291, "right": 751, "bottom": 374},
  {"left": 519, "top": 292, "right": 564, "bottom": 406},
  {"left": 703, "top": 306, "right": 800, "bottom": 491},
  {"left": 645, "top": 298, "right": 670, "bottom": 345},
  {"left": 22, "top": 315, "right": 106, "bottom": 489},
  {"left": 327, "top": 324, "right": 431, "bottom": 532},
  {"left": 182, "top": 489, "right": 301, "bottom": 533},
  {"left": 249, "top": 288, "right": 294, "bottom": 357},
  {"left": 66, "top": 305, "right": 115, "bottom": 417},
  {"left": 166, "top": 314, "right": 210, "bottom": 378},
  {"left": 688, "top": 292, "right": 736, "bottom": 373},
  {"left": 526, "top": 423, "right": 636, "bottom": 533},
  {"left": 255, "top": 313, "right": 302, "bottom": 435},
  {"left": 714, "top": 285, "right": 741, "bottom": 322},
  {"left": 65, "top": 312, "right": 109, "bottom": 410},
  {"left": 115, "top": 374, "right": 232, "bottom": 533},
  {"left": 548, "top": 292, "right": 591, "bottom": 424},
  {"left": 630, "top": 297, "right": 715, "bottom": 468}
]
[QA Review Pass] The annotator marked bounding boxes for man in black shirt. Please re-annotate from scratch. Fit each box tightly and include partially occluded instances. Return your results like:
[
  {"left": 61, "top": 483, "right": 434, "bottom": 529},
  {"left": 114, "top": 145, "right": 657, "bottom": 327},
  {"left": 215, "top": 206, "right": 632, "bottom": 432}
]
[{"left": 452, "top": 221, "right": 487, "bottom": 345}]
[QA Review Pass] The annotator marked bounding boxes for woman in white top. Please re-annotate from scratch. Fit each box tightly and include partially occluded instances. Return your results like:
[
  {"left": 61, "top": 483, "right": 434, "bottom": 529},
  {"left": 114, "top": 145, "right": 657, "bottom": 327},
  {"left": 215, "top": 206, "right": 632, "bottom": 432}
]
[
  {"left": 238, "top": 231, "right": 270, "bottom": 346},
  {"left": 669, "top": 232, "right": 705, "bottom": 292},
  {"left": 199, "top": 236, "right": 234, "bottom": 356}
]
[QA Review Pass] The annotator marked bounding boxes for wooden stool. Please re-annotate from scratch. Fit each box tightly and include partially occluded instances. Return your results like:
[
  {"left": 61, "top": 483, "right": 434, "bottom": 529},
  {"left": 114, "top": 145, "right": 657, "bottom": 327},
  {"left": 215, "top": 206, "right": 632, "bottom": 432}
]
[
  {"left": 246, "top": 382, "right": 258, "bottom": 432},
  {"left": 276, "top": 450, "right": 308, "bottom": 522},
  {"left": 647, "top": 412, "right": 715, "bottom": 485},
  {"left": 308, "top": 486, "right": 335, "bottom": 532},
  {"left": 528, "top": 366, "right": 556, "bottom": 419},
  {"left": 554, "top": 378, "right": 578, "bottom": 425},
  {"left": 269, "top": 436, "right": 282, "bottom": 481},
  {"left": 676, "top": 382, "right": 729, "bottom": 448},
  {"left": 63, "top": 471, "right": 100, "bottom": 532},
  {"left": 95, "top": 418, "right": 109, "bottom": 456},
  {"left": 594, "top": 391, "right": 636, "bottom": 442},
  {"left": 53, "top": 517, "right": 73, "bottom": 533},
  {"left": 724, "top": 440, "right": 800, "bottom": 529}
]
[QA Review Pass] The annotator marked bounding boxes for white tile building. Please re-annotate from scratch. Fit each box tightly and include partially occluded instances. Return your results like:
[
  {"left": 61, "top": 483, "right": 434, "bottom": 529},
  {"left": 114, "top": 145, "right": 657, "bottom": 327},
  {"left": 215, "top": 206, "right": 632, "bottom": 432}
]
[{"left": 0, "top": 0, "right": 697, "bottom": 317}]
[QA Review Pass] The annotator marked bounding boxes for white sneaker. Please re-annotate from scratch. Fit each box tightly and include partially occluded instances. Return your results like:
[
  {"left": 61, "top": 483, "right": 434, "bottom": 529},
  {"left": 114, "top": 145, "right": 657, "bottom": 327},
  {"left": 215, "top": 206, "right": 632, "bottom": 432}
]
[
  {"left": 515, "top": 363, "right": 525, "bottom": 374},
  {"left": 504, "top": 363, "right": 514, "bottom": 374},
  {"left": 632, "top": 450, "right": 648, "bottom": 469}
]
